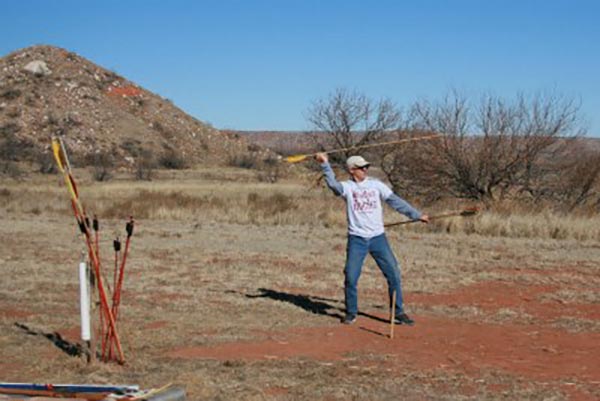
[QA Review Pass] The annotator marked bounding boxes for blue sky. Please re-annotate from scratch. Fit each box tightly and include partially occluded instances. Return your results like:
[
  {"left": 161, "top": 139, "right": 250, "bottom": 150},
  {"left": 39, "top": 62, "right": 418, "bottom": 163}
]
[{"left": 1, "top": 0, "right": 599, "bottom": 135}]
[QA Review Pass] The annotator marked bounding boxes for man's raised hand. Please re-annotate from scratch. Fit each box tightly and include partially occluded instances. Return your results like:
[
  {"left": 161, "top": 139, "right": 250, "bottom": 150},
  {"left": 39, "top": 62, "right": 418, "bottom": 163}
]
[{"left": 315, "top": 152, "right": 328, "bottom": 164}]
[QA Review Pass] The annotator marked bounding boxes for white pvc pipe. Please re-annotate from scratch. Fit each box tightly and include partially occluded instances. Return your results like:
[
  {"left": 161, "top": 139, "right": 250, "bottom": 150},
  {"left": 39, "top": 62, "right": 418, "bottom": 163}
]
[{"left": 79, "top": 261, "right": 91, "bottom": 341}]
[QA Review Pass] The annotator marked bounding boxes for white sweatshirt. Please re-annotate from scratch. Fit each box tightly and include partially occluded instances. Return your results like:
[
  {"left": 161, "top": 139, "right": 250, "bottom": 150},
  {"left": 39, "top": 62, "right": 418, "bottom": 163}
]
[{"left": 321, "top": 162, "right": 421, "bottom": 238}]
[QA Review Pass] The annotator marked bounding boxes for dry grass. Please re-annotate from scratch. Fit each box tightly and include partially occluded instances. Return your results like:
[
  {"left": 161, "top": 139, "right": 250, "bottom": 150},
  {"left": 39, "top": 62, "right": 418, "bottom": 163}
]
[
  {"left": 1, "top": 168, "right": 599, "bottom": 241},
  {"left": 552, "top": 317, "right": 600, "bottom": 333},
  {"left": 542, "top": 289, "right": 600, "bottom": 305}
]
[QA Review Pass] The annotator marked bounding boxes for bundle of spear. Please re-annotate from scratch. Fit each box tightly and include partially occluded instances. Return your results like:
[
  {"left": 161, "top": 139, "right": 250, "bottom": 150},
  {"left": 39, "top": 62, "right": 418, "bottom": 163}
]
[{"left": 52, "top": 137, "right": 134, "bottom": 364}]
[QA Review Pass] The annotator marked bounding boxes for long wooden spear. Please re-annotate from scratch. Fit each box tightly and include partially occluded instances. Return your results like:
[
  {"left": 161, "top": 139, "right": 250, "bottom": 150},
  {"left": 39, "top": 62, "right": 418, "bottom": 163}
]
[
  {"left": 385, "top": 207, "right": 479, "bottom": 228},
  {"left": 283, "top": 134, "right": 441, "bottom": 163}
]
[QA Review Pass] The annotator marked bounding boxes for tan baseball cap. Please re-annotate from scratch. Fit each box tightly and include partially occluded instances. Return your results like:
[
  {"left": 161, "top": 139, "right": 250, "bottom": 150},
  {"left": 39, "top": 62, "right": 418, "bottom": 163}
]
[{"left": 346, "top": 155, "right": 370, "bottom": 169}]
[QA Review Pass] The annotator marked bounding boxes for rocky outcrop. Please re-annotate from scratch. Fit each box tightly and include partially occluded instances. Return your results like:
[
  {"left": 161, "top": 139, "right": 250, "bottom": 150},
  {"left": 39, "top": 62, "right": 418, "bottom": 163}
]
[{"left": 23, "top": 60, "right": 52, "bottom": 76}]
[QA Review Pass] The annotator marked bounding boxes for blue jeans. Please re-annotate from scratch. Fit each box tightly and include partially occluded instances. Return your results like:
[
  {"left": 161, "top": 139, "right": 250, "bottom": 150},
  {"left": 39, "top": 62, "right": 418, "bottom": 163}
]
[{"left": 344, "top": 234, "right": 403, "bottom": 316}]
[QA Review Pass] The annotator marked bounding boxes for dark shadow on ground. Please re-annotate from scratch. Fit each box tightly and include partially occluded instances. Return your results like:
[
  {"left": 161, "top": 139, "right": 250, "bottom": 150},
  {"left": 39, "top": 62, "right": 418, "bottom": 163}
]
[
  {"left": 14, "top": 322, "right": 83, "bottom": 357},
  {"left": 358, "top": 326, "right": 388, "bottom": 338},
  {"left": 245, "top": 288, "right": 345, "bottom": 320},
  {"left": 244, "top": 288, "right": 392, "bottom": 325},
  {"left": 233, "top": 288, "right": 389, "bottom": 323},
  {"left": 357, "top": 311, "right": 390, "bottom": 324}
]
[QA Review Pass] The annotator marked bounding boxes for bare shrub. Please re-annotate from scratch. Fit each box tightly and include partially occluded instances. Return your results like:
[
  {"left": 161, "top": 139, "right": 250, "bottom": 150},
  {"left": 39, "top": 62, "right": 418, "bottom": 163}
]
[
  {"left": 152, "top": 120, "right": 166, "bottom": 134},
  {"left": 102, "top": 190, "right": 212, "bottom": 219},
  {"left": 0, "top": 188, "right": 12, "bottom": 208},
  {"left": 36, "top": 151, "right": 57, "bottom": 174},
  {"left": 45, "top": 112, "right": 60, "bottom": 128},
  {"left": 228, "top": 154, "right": 259, "bottom": 169},
  {"left": 541, "top": 143, "right": 600, "bottom": 210},
  {"left": 159, "top": 148, "right": 188, "bottom": 169},
  {"left": 0, "top": 123, "right": 21, "bottom": 138},
  {"left": 0, "top": 128, "right": 28, "bottom": 178},
  {"left": 86, "top": 151, "right": 114, "bottom": 182},
  {"left": 257, "top": 156, "right": 282, "bottom": 183},
  {"left": 120, "top": 139, "right": 143, "bottom": 157},
  {"left": 306, "top": 88, "right": 401, "bottom": 163},
  {"left": 247, "top": 143, "right": 261, "bottom": 152},
  {"left": 1, "top": 133, "right": 34, "bottom": 161},
  {"left": 63, "top": 113, "right": 82, "bottom": 128},
  {"left": 247, "top": 192, "right": 297, "bottom": 217},
  {"left": 377, "top": 129, "right": 441, "bottom": 203},
  {"left": 0, "top": 161, "right": 23, "bottom": 179},
  {"left": 134, "top": 149, "right": 157, "bottom": 181},
  {"left": 381, "top": 91, "right": 586, "bottom": 204},
  {"left": 0, "top": 88, "right": 22, "bottom": 100},
  {"left": 29, "top": 207, "right": 42, "bottom": 215},
  {"left": 247, "top": 192, "right": 259, "bottom": 204}
]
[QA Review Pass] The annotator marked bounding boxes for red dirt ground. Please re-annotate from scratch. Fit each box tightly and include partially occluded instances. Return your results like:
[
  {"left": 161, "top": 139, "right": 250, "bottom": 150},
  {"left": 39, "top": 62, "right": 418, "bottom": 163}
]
[
  {"left": 0, "top": 306, "right": 35, "bottom": 319},
  {"left": 168, "top": 315, "right": 599, "bottom": 382},
  {"left": 168, "top": 280, "right": 600, "bottom": 400},
  {"left": 411, "top": 281, "right": 600, "bottom": 321}
]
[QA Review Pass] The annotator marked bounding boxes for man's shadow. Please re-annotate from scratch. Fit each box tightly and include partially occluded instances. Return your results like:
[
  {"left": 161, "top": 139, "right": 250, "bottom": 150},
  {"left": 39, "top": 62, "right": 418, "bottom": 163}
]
[
  {"left": 245, "top": 288, "right": 344, "bottom": 319},
  {"left": 244, "top": 288, "right": 390, "bottom": 324},
  {"left": 14, "top": 322, "right": 83, "bottom": 357}
]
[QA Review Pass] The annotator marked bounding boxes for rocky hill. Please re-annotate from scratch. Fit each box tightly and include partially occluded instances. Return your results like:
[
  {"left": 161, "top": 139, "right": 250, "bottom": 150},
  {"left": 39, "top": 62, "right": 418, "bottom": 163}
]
[{"left": 0, "top": 45, "right": 259, "bottom": 169}]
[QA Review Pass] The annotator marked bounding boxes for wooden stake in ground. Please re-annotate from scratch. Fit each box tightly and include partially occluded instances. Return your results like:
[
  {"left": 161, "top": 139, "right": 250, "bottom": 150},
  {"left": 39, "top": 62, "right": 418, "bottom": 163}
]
[{"left": 389, "top": 290, "right": 396, "bottom": 339}]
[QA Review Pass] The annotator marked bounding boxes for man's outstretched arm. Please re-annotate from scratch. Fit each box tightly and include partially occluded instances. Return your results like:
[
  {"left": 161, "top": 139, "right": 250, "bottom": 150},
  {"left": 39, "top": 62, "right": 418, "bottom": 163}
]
[
  {"left": 385, "top": 193, "right": 429, "bottom": 222},
  {"left": 316, "top": 153, "right": 344, "bottom": 196}
]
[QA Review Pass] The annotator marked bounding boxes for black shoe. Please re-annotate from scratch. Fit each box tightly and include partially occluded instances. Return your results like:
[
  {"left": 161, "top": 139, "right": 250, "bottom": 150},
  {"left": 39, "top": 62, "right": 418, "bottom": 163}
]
[
  {"left": 342, "top": 314, "right": 357, "bottom": 325},
  {"left": 394, "top": 313, "right": 415, "bottom": 326}
]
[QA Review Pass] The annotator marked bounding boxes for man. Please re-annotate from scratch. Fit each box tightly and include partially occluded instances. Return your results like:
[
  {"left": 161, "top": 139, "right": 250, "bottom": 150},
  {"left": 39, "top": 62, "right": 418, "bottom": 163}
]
[{"left": 316, "top": 152, "right": 429, "bottom": 325}]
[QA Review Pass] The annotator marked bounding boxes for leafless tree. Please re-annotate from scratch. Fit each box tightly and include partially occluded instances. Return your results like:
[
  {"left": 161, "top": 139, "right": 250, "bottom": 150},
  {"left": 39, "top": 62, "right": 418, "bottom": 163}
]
[
  {"left": 530, "top": 142, "right": 600, "bottom": 210},
  {"left": 88, "top": 150, "right": 114, "bottom": 182},
  {"left": 0, "top": 126, "right": 27, "bottom": 178},
  {"left": 381, "top": 90, "right": 586, "bottom": 203},
  {"left": 306, "top": 88, "right": 401, "bottom": 162},
  {"left": 134, "top": 148, "right": 156, "bottom": 181},
  {"left": 377, "top": 128, "right": 443, "bottom": 202},
  {"left": 572, "top": 151, "right": 600, "bottom": 210}
]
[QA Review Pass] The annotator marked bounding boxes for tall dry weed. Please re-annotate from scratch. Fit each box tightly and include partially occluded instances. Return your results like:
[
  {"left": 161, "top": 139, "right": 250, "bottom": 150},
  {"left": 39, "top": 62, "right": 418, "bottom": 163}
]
[
  {"left": 404, "top": 210, "right": 600, "bottom": 241},
  {"left": 1, "top": 169, "right": 599, "bottom": 241},
  {"left": 102, "top": 190, "right": 217, "bottom": 219},
  {"left": 95, "top": 188, "right": 338, "bottom": 227}
]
